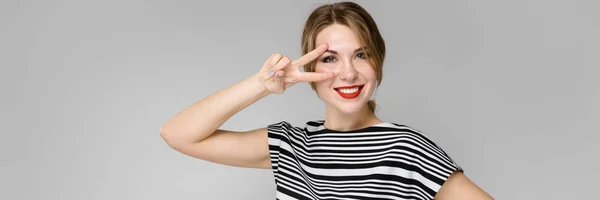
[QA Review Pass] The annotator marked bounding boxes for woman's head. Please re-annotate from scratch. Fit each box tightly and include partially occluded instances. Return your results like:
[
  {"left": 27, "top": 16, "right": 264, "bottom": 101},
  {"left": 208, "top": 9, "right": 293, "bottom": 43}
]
[{"left": 301, "top": 1, "right": 385, "bottom": 114}]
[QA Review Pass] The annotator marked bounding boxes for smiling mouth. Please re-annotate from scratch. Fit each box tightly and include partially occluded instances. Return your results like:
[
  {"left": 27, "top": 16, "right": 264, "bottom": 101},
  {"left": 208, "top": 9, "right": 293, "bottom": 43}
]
[{"left": 334, "top": 85, "right": 364, "bottom": 99}]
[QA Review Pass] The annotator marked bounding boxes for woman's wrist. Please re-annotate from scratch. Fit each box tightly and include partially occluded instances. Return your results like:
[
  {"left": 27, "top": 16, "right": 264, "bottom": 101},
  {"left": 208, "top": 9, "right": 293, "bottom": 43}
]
[{"left": 249, "top": 73, "right": 272, "bottom": 98}]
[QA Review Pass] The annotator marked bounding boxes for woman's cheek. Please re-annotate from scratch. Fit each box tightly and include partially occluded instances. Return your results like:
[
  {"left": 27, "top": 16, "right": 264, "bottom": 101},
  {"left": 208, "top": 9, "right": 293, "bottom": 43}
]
[
  {"left": 314, "top": 64, "right": 326, "bottom": 72},
  {"left": 357, "top": 64, "right": 376, "bottom": 78}
]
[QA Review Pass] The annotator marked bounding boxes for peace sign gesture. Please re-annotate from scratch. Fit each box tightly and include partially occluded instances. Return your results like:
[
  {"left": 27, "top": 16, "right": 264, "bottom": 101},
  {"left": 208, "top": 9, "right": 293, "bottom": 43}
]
[{"left": 257, "top": 43, "right": 335, "bottom": 94}]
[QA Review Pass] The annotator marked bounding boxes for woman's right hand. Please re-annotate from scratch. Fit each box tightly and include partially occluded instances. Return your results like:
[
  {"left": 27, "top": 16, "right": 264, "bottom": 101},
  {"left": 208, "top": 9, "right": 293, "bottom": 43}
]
[{"left": 256, "top": 43, "right": 336, "bottom": 94}]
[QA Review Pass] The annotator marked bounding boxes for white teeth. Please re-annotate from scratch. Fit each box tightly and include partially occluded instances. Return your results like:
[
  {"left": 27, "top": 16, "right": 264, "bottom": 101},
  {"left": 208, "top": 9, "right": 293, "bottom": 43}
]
[{"left": 339, "top": 87, "right": 359, "bottom": 94}]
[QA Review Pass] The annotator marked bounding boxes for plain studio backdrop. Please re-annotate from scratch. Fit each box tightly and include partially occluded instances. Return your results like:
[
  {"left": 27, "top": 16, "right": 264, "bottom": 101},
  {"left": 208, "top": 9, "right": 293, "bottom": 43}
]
[{"left": 1, "top": 0, "right": 598, "bottom": 199}]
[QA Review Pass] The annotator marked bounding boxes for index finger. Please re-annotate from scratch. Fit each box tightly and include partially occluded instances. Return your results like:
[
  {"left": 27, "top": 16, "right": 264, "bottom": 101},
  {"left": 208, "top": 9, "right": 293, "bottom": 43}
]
[{"left": 292, "top": 43, "right": 328, "bottom": 67}]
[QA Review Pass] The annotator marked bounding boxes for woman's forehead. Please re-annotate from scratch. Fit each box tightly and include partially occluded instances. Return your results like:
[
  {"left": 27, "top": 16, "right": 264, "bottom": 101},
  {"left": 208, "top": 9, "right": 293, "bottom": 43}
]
[{"left": 315, "top": 24, "right": 362, "bottom": 51}]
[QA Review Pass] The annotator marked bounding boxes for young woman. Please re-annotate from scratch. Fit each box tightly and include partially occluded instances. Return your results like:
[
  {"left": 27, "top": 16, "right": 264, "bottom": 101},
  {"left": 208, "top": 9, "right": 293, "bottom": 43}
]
[{"left": 160, "top": 2, "right": 493, "bottom": 199}]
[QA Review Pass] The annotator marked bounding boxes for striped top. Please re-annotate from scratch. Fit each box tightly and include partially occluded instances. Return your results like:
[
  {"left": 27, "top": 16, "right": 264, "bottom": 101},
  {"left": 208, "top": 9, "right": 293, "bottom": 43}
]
[{"left": 267, "top": 120, "right": 463, "bottom": 200}]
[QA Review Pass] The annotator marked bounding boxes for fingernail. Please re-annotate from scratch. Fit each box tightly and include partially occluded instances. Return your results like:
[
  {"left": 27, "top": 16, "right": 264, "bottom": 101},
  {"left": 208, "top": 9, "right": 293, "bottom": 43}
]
[
  {"left": 268, "top": 71, "right": 274, "bottom": 77},
  {"left": 277, "top": 73, "right": 283, "bottom": 78}
]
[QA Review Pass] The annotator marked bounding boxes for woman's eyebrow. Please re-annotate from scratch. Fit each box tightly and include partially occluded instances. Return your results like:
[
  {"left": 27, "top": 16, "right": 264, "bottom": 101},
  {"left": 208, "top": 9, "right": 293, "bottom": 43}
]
[
  {"left": 324, "top": 46, "right": 367, "bottom": 54},
  {"left": 354, "top": 46, "right": 366, "bottom": 53},
  {"left": 325, "top": 49, "right": 338, "bottom": 54}
]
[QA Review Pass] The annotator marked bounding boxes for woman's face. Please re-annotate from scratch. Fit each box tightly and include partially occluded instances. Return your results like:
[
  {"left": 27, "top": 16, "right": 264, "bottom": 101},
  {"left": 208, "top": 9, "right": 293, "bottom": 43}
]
[{"left": 314, "top": 24, "right": 378, "bottom": 114}]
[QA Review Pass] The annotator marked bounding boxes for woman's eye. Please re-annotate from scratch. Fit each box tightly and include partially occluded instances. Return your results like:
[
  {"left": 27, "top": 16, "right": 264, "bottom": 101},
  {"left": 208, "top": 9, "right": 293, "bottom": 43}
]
[
  {"left": 321, "top": 56, "right": 336, "bottom": 63},
  {"left": 356, "top": 52, "right": 366, "bottom": 59}
]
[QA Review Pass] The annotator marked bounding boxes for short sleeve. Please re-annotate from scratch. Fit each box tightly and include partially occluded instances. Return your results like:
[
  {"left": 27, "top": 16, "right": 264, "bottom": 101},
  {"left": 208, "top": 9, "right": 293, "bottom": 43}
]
[
  {"left": 266, "top": 121, "right": 291, "bottom": 172},
  {"left": 428, "top": 141, "right": 464, "bottom": 195},
  {"left": 398, "top": 125, "right": 464, "bottom": 196}
]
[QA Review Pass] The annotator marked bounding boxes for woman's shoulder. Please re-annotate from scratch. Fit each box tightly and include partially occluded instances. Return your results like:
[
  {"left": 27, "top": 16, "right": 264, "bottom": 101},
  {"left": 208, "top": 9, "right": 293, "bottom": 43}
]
[
  {"left": 383, "top": 123, "right": 445, "bottom": 144},
  {"left": 269, "top": 119, "right": 423, "bottom": 132},
  {"left": 268, "top": 119, "right": 435, "bottom": 140},
  {"left": 267, "top": 120, "right": 306, "bottom": 134},
  {"left": 268, "top": 119, "right": 325, "bottom": 128}
]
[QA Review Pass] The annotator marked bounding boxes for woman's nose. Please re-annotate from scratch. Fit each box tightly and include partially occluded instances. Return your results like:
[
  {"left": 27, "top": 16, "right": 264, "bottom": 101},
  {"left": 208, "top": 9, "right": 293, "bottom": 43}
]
[{"left": 339, "top": 61, "right": 358, "bottom": 81}]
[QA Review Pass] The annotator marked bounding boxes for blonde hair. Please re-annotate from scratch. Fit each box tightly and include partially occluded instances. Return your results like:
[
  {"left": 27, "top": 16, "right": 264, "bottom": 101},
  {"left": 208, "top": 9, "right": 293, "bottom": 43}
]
[{"left": 301, "top": 1, "right": 386, "bottom": 113}]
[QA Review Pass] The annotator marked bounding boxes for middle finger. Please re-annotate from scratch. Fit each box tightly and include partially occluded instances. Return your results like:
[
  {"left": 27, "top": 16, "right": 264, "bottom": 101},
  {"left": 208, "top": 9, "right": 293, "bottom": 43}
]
[{"left": 267, "top": 53, "right": 283, "bottom": 71}]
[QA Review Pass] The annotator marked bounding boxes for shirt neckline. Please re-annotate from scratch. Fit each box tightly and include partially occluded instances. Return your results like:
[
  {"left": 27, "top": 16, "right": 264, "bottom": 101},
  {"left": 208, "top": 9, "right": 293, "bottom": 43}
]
[{"left": 307, "top": 120, "right": 392, "bottom": 133}]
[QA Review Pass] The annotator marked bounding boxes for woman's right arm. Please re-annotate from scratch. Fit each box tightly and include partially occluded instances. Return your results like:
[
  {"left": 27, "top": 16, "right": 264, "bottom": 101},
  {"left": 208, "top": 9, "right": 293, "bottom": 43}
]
[
  {"left": 160, "top": 72, "right": 273, "bottom": 169},
  {"left": 159, "top": 44, "right": 333, "bottom": 169}
]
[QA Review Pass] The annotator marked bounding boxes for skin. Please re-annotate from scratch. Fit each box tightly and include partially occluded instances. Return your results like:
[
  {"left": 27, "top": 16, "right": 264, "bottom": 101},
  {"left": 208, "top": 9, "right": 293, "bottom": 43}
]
[
  {"left": 310, "top": 23, "right": 494, "bottom": 199},
  {"left": 313, "top": 24, "right": 382, "bottom": 131},
  {"left": 160, "top": 40, "right": 335, "bottom": 169},
  {"left": 161, "top": 22, "right": 493, "bottom": 200},
  {"left": 436, "top": 171, "right": 495, "bottom": 199}
]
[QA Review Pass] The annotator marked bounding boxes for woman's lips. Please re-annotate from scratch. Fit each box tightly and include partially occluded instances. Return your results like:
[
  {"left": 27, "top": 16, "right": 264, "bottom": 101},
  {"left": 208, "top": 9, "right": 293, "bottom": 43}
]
[{"left": 334, "top": 85, "right": 364, "bottom": 99}]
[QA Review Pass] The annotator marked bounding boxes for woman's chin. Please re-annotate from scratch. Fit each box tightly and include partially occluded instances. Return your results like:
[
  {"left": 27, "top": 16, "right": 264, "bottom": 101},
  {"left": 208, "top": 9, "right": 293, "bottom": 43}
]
[
  {"left": 333, "top": 102, "right": 367, "bottom": 114},
  {"left": 321, "top": 91, "right": 371, "bottom": 114}
]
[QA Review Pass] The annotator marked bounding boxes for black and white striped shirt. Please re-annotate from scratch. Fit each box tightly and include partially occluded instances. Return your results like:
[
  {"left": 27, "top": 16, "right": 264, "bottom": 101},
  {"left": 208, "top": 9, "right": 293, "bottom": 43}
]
[{"left": 267, "top": 120, "right": 463, "bottom": 200}]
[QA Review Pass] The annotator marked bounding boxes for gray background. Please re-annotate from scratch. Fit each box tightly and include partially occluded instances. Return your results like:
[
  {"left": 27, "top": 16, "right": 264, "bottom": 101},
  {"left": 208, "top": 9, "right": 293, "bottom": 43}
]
[{"left": 1, "top": 0, "right": 598, "bottom": 199}]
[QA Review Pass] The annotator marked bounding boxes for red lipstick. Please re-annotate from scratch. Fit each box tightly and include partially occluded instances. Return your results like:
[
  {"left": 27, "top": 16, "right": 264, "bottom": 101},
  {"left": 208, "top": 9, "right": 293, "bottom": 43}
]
[{"left": 334, "top": 85, "right": 364, "bottom": 99}]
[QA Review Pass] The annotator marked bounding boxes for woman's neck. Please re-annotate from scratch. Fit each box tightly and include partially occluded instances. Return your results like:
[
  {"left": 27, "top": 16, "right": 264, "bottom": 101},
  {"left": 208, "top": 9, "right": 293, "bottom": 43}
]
[{"left": 323, "top": 104, "right": 382, "bottom": 131}]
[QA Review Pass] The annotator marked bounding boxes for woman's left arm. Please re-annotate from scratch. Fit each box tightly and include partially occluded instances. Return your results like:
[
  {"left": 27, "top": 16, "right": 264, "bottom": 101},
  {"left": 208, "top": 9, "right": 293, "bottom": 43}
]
[{"left": 434, "top": 171, "right": 494, "bottom": 200}]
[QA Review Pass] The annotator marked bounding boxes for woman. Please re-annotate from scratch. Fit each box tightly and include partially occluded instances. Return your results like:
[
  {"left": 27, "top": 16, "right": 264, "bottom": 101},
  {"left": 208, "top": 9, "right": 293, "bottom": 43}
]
[{"left": 160, "top": 2, "right": 493, "bottom": 199}]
